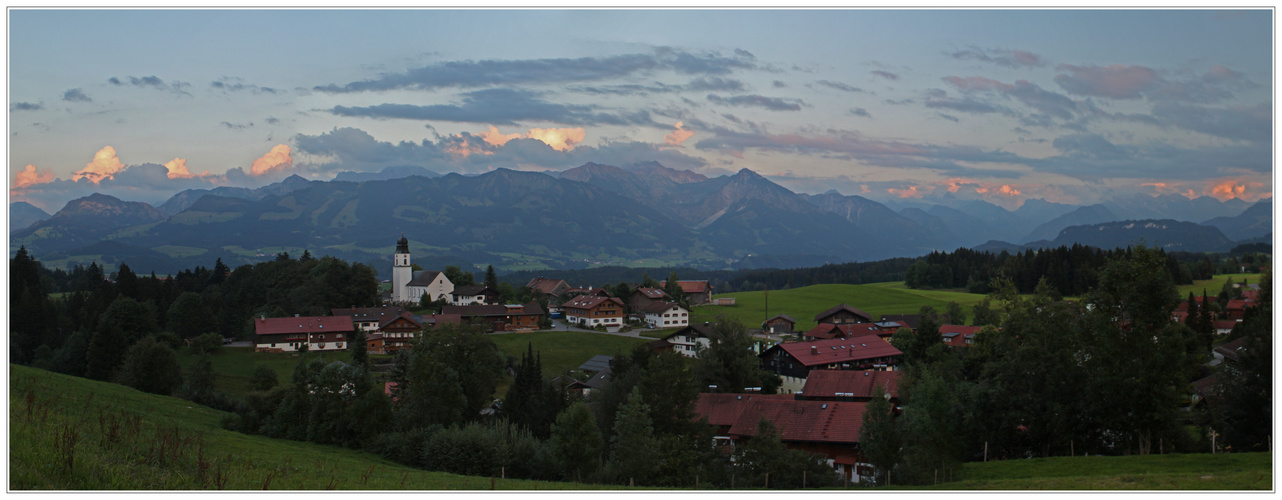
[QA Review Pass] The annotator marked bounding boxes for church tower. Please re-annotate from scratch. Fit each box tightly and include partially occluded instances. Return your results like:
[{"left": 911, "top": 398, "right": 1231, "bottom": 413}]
[{"left": 392, "top": 234, "right": 413, "bottom": 303}]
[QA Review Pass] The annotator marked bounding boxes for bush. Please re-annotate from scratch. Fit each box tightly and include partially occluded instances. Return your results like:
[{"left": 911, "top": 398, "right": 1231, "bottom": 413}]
[
  {"left": 248, "top": 364, "right": 279, "bottom": 391},
  {"left": 115, "top": 336, "right": 183, "bottom": 395},
  {"left": 188, "top": 332, "right": 223, "bottom": 355},
  {"left": 366, "top": 427, "right": 439, "bottom": 468}
]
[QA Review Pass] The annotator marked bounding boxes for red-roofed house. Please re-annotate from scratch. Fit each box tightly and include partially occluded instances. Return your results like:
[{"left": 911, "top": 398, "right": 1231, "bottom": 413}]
[
  {"left": 804, "top": 323, "right": 890, "bottom": 341},
  {"left": 255, "top": 315, "right": 355, "bottom": 353},
  {"left": 759, "top": 336, "right": 902, "bottom": 394},
  {"left": 441, "top": 303, "right": 545, "bottom": 332},
  {"left": 940, "top": 325, "right": 984, "bottom": 348},
  {"left": 728, "top": 398, "right": 871, "bottom": 482},
  {"left": 659, "top": 280, "right": 713, "bottom": 305},
  {"left": 526, "top": 277, "right": 571, "bottom": 298},
  {"left": 1226, "top": 299, "right": 1252, "bottom": 321},
  {"left": 331, "top": 306, "right": 406, "bottom": 332},
  {"left": 629, "top": 287, "right": 670, "bottom": 312},
  {"left": 643, "top": 302, "right": 689, "bottom": 328},
  {"left": 563, "top": 295, "right": 626, "bottom": 328},
  {"left": 799, "top": 369, "right": 900, "bottom": 402},
  {"left": 372, "top": 311, "right": 424, "bottom": 353}
]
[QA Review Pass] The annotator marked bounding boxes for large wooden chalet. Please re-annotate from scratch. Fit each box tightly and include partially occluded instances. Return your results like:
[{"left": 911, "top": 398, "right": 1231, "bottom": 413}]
[
  {"left": 760, "top": 335, "right": 902, "bottom": 394},
  {"left": 441, "top": 303, "right": 544, "bottom": 332},
  {"left": 255, "top": 315, "right": 355, "bottom": 353},
  {"left": 563, "top": 295, "right": 626, "bottom": 328}
]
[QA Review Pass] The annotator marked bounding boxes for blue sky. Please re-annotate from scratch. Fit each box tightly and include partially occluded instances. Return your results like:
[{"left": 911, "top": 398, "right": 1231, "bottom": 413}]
[{"left": 8, "top": 9, "right": 1273, "bottom": 213}]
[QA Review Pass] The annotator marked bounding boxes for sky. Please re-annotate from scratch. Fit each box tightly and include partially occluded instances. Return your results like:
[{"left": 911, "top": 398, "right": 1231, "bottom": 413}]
[{"left": 7, "top": 8, "right": 1274, "bottom": 213}]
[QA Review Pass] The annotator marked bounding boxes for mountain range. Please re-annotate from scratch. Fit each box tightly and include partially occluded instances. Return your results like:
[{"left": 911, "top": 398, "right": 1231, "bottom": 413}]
[{"left": 9, "top": 162, "right": 1273, "bottom": 275}]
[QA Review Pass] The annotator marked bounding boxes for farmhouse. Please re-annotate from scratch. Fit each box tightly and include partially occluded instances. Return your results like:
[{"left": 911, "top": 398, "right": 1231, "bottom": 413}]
[
  {"left": 815, "top": 304, "right": 874, "bottom": 325},
  {"left": 629, "top": 287, "right": 670, "bottom": 312},
  {"left": 661, "top": 323, "right": 713, "bottom": 357},
  {"left": 563, "top": 295, "right": 626, "bottom": 328},
  {"left": 526, "top": 277, "right": 571, "bottom": 298},
  {"left": 643, "top": 301, "right": 689, "bottom": 328},
  {"left": 441, "top": 303, "right": 545, "bottom": 332},
  {"left": 759, "top": 336, "right": 902, "bottom": 394},
  {"left": 255, "top": 315, "right": 355, "bottom": 353}
]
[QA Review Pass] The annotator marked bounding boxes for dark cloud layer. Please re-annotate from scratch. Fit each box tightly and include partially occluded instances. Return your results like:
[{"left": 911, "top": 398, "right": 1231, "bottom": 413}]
[
  {"left": 109, "top": 75, "right": 192, "bottom": 96},
  {"left": 949, "top": 46, "right": 1045, "bottom": 68},
  {"left": 62, "top": 89, "right": 92, "bottom": 103},
  {"left": 329, "top": 88, "right": 658, "bottom": 126},
  {"left": 706, "top": 94, "right": 804, "bottom": 111},
  {"left": 315, "top": 48, "right": 757, "bottom": 93},
  {"left": 11, "top": 101, "right": 42, "bottom": 111},
  {"left": 815, "top": 80, "right": 864, "bottom": 93}
]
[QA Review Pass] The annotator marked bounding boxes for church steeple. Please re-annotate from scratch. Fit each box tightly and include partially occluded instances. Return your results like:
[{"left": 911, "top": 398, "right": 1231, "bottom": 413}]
[{"left": 396, "top": 233, "right": 409, "bottom": 254}]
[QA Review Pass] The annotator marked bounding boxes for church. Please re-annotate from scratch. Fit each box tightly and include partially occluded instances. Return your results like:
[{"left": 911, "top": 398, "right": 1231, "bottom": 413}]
[{"left": 391, "top": 234, "right": 455, "bottom": 304}]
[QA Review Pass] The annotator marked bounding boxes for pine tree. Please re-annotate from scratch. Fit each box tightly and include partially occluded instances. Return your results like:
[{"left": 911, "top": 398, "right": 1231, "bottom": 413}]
[
  {"left": 859, "top": 386, "right": 900, "bottom": 484},
  {"left": 608, "top": 387, "right": 659, "bottom": 484},
  {"left": 485, "top": 265, "right": 498, "bottom": 290}
]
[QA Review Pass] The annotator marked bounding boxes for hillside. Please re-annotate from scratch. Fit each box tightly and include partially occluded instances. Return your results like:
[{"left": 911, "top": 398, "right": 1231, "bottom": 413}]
[
  {"left": 9, "top": 364, "right": 630, "bottom": 490},
  {"left": 691, "top": 282, "right": 988, "bottom": 332}
]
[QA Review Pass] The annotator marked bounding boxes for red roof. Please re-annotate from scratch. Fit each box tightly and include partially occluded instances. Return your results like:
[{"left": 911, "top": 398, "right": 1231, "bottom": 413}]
[
  {"left": 526, "top": 277, "right": 569, "bottom": 295},
  {"left": 563, "top": 295, "right": 625, "bottom": 310},
  {"left": 728, "top": 399, "right": 867, "bottom": 444},
  {"left": 772, "top": 335, "right": 901, "bottom": 367},
  {"left": 379, "top": 311, "right": 423, "bottom": 330},
  {"left": 939, "top": 325, "right": 982, "bottom": 336},
  {"left": 254, "top": 316, "right": 355, "bottom": 336},
  {"left": 695, "top": 393, "right": 794, "bottom": 427},
  {"left": 801, "top": 369, "right": 900, "bottom": 400},
  {"left": 1227, "top": 299, "right": 1251, "bottom": 311},
  {"left": 634, "top": 287, "right": 668, "bottom": 299},
  {"left": 1212, "top": 319, "right": 1238, "bottom": 330},
  {"left": 805, "top": 323, "right": 884, "bottom": 340},
  {"left": 660, "top": 280, "right": 710, "bottom": 294}
]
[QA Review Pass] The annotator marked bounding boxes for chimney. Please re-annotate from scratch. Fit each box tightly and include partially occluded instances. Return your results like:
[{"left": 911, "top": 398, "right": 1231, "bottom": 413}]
[{"left": 810, "top": 346, "right": 817, "bottom": 356}]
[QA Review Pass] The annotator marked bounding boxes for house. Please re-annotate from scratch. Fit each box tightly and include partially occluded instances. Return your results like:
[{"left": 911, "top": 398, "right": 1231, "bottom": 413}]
[
  {"left": 643, "top": 302, "right": 689, "bottom": 328},
  {"left": 565, "top": 287, "right": 610, "bottom": 299},
  {"left": 759, "top": 336, "right": 902, "bottom": 394},
  {"left": 940, "top": 325, "right": 984, "bottom": 347},
  {"left": 724, "top": 397, "right": 871, "bottom": 483},
  {"left": 255, "top": 315, "right": 355, "bottom": 353},
  {"left": 798, "top": 369, "right": 900, "bottom": 402},
  {"left": 763, "top": 314, "right": 797, "bottom": 334},
  {"left": 1225, "top": 299, "right": 1252, "bottom": 321},
  {"left": 526, "top": 277, "right": 571, "bottom": 298},
  {"left": 374, "top": 311, "right": 424, "bottom": 353},
  {"left": 562, "top": 295, "right": 626, "bottom": 328},
  {"left": 579, "top": 354, "right": 614, "bottom": 374},
  {"left": 878, "top": 314, "right": 922, "bottom": 331},
  {"left": 804, "top": 322, "right": 900, "bottom": 342},
  {"left": 331, "top": 306, "right": 406, "bottom": 332},
  {"left": 659, "top": 280, "right": 713, "bottom": 305},
  {"left": 404, "top": 271, "right": 455, "bottom": 305},
  {"left": 440, "top": 303, "right": 545, "bottom": 332},
  {"left": 629, "top": 287, "right": 669, "bottom": 312},
  {"left": 695, "top": 392, "right": 795, "bottom": 437},
  {"left": 551, "top": 375, "right": 593, "bottom": 397},
  {"left": 815, "top": 304, "right": 874, "bottom": 325},
  {"left": 661, "top": 323, "right": 714, "bottom": 357},
  {"left": 1213, "top": 337, "right": 1248, "bottom": 364},
  {"left": 450, "top": 285, "right": 501, "bottom": 306}
]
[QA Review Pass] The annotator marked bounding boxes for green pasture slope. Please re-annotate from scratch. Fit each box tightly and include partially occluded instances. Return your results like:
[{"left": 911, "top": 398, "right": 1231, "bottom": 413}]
[
  {"left": 9, "top": 364, "right": 633, "bottom": 491},
  {"left": 489, "top": 330, "right": 651, "bottom": 378},
  {"left": 692, "top": 282, "right": 988, "bottom": 332},
  {"left": 1177, "top": 273, "right": 1266, "bottom": 297},
  {"left": 175, "top": 348, "right": 360, "bottom": 399},
  {"left": 935, "top": 452, "right": 1271, "bottom": 490}
]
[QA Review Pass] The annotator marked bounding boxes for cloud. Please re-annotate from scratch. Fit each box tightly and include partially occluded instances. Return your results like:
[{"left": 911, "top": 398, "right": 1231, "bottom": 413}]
[
  {"left": 265, "top": 117, "right": 280, "bottom": 125},
  {"left": 162, "top": 158, "right": 211, "bottom": 179},
  {"left": 871, "top": 70, "right": 899, "bottom": 81},
  {"left": 684, "top": 76, "right": 746, "bottom": 92},
  {"left": 849, "top": 108, "right": 871, "bottom": 117},
  {"left": 72, "top": 146, "right": 126, "bottom": 183},
  {"left": 815, "top": 80, "right": 864, "bottom": 93},
  {"left": 1054, "top": 64, "right": 1160, "bottom": 99},
  {"left": 996, "top": 184, "right": 1022, "bottom": 197},
  {"left": 250, "top": 144, "right": 294, "bottom": 176},
  {"left": 221, "top": 121, "right": 254, "bottom": 129},
  {"left": 329, "top": 87, "right": 657, "bottom": 126},
  {"left": 888, "top": 185, "right": 930, "bottom": 198},
  {"left": 949, "top": 46, "right": 1045, "bottom": 68},
  {"left": 211, "top": 78, "right": 280, "bottom": 94},
  {"left": 526, "top": 128, "right": 586, "bottom": 152},
  {"left": 62, "top": 89, "right": 91, "bottom": 103},
  {"left": 772, "top": 80, "right": 787, "bottom": 88},
  {"left": 925, "top": 90, "right": 1002, "bottom": 114},
  {"left": 706, "top": 94, "right": 804, "bottom": 111},
  {"left": 11, "top": 101, "right": 42, "bottom": 111},
  {"left": 12, "top": 164, "right": 55, "bottom": 188},
  {"left": 664, "top": 121, "right": 696, "bottom": 146},
  {"left": 109, "top": 75, "right": 192, "bottom": 96},
  {"left": 942, "top": 76, "right": 1083, "bottom": 123},
  {"left": 315, "top": 48, "right": 757, "bottom": 93},
  {"left": 1151, "top": 101, "right": 1270, "bottom": 143},
  {"left": 480, "top": 126, "right": 523, "bottom": 147}
]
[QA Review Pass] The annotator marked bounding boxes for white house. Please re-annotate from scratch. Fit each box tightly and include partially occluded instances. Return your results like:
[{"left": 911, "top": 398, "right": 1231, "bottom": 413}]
[
  {"left": 643, "top": 302, "right": 689, "bottom": 328},
  {"left": 661, "top": 324, "right": 713, "bottom": 358},
  {"left": 563, "top": 295, "right": 626, "bottom": 327}
]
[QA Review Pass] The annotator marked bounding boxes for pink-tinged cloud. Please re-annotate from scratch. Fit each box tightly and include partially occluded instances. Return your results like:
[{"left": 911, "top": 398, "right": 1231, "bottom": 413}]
[
  {"left": 944, "top": 178, "right": 982, "bottom": 193},
  {"left": 996, "top": 184, "right": 1021, "bottom": 197},
  {"left": 13, "top": 164, "right": 55, "bottom": 188},
  {"left": 1054, "top": 64, "right": 1159, "bottom": 99},
  {"left": 1204, "top": 65, "right": 1242, "bottom": 82},
  {"left": 859, "top": 185, "right": 870, "bottom": 194},
  {"left": 163, "top": 158, "right": 209, "bottom": 179},
  {"left": 250, "top": 144, "right": 293, "bottom": 176},
  {"left": 665, "top": 121, "right": 695, "bottom": 146},
  {"left": 526, "top": 127, "right": 585, "bottom": 152},
  {"left": 445, "top": 138, "right": 489, "bottom": 158},
  {"left": 888, "top": 185, "right": 929, "bottom": 198},
  {"left": 1009, "top": 50, "right": 1042, "bottom": 67},
  {"left": 480, "top": 126, "right": 522, "bottom": 147},
  {"left": 1204, "top": 180, "right": 1270, "bottom": 202},
  {"left": 72, "top": 146, "right": 126, "bottom": 183},
  {"left": 943, "top": 76, "right": 1013, "bottom": 92},
  {"left": 1182, "top": 189, "right": 1197, "bottom": 199}
]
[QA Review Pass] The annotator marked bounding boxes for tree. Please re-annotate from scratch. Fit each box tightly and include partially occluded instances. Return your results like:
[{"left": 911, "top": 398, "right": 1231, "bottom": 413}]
[
  {"left": 180, "top": 353, "right": 218, "bottom": 403},
  {"left": 249, "top": 364, "right": 279, "bottom": 391},
  {"left": 414, "top": 324, "right": 506, "bottom": 419},
  {"left": 115, "top": 336, "right": 183, "bottom": 395},
  {"left": 349, "top": 328, "right": 369, "bottom": 370},
  {"left": 638, "top": 351, "right": 701, "bottom": 437},
  {"left": 694, "top": 318, "right": 779, "bottom": 393},
  {"left": 1212, "top": 267, "right": 1271, "bottom": 451},
  {"left": 550, "top": 402, "right": 604, "bottom": 482},
  {"left": 608, "top": 387, "right": 660, "bottom": 484},
  {"left": 484, "top": 265, "right": 498, "bottom": 290},
  {"left": 504, "top": 343, "right": 565, "bottom": 439},
  {"left": 97, "top": 296, "right": 159, "bottom": 346},
  {"left": 188, "top": 332, "right": 223, "bottom": 355},
  {"left": 858, "top": 386, "right": 900, "bottom": 484},
  {"left": 663, "top": 272, "right": 686, "bottom": 306},
  {"left": 85, "top": 321, "right": 128, "bottom": 381},
  {"left": 971, "top": 297, "right": 999, "bottom": 327},
  {"left": 168, "top": 292, "right": 216, "bottom": 338},
  {"left": 945, "top": 301, "right": 966, "bottom": 326},
  {"left": 444, "top": 265, "right": 476, "bottom": 287}
]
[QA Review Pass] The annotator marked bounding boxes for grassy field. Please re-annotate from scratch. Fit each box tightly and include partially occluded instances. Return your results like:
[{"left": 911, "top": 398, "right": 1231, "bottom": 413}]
[
  {"left": 8, "top": 364, "right": 627, "bottom": 490},
  {"left": 938, "top": 452, "right": 1271, "bottom": 490},
  {"left": 692, "top": 283, "right": 988, "bottom": 332},
  {"left": 175, "top": 347, "right": 370, "bottom": 399},
  {"left": 1177, "top": 273, "right": 1266, "bottom": 297},
  {"left": 489, "top": 331, "right": 651, "bottom": 378}
]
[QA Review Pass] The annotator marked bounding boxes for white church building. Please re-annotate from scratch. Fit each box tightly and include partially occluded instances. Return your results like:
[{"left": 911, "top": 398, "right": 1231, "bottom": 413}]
[{"left": 391, "top": 234, "right": 454, "bottom": 304}]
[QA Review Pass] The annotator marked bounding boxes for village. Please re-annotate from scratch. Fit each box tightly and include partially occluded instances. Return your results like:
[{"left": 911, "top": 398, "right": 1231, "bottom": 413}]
[{"left": 244, "top": 236, "right": 1265, "bottom": 484}]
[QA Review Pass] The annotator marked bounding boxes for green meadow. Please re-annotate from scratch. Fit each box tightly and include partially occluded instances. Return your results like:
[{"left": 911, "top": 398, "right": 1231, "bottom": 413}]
[
  {"left": 692, "top": 282, "right": 988, "bottom": 332},
  {"left": 1177, "top": 273, "right": 1265, "bottom": 297},
  {"left": 489, "top": 330, "right": 651, "bottom": 378}
]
